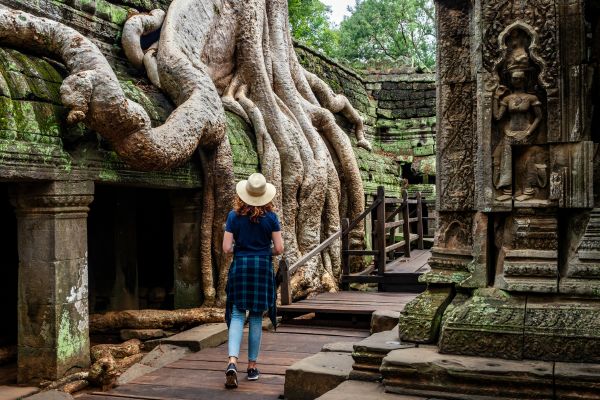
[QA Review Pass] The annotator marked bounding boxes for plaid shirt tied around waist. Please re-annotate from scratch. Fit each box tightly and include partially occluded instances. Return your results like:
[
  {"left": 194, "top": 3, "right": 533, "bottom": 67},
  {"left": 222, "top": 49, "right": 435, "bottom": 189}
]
[{"left": 225, "top": 255, "right": 277, "bottom": 329}]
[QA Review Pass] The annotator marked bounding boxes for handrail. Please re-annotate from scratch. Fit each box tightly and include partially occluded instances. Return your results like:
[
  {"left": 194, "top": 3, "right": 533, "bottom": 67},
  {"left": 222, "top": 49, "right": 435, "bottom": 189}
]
[
  {"left": 279, "top": 185, "right": 426, "bottom": 305},
  {"left": 287, "top": 230, "right": 342, "bottom": 276},
  {"left": 286, "top": 195, "right": 382, "bottom": 276}
]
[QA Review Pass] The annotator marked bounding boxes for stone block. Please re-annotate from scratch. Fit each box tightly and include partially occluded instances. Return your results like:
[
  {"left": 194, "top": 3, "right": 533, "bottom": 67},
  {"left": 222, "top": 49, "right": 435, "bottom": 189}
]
[
  {"left": 554, "top": 361, "right": 600, "bottom": 399},
  {"left": 351, "top": 327, "right": 414, "bottom": 382},
  {"left": 285, "top": 352, "right": 354, "bottom": 400},
  {"left": 523, "top": 297, "right": 600, "bottom": 362},
  {"left": 316, "top": 380, "right": 424, "bottom": 400},
  {"left": 321, "top": 342, "right": 355, "bottom": 353},
  {"left": 381, "top": 347, "right": 553, "bottom": 399},
  {"left": 438, "top": 289, "right": 525, "bottom": 360},
  {"left": 118, "top": 344, "right": 191, "bottom": 385},
  {"left": 370, "top": 310, "right": 399, "bottom": 334},
  {"left": 398, "top": 287, "right": 453, "bottom": 343},
  {"left": 144, "top": 323, "right": 227, "bottom": 352}
]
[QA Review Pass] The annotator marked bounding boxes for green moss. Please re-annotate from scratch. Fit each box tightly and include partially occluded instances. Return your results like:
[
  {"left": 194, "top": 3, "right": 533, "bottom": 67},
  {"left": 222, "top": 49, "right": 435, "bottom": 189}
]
[{"left": 226, "top": 112, "right": 260, "bottom": 179}]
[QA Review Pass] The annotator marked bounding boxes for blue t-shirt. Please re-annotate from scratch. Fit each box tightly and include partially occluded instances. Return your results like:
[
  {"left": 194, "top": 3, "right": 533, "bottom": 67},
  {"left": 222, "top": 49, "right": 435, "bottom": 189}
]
[{"left": 225, "top": 210, "right": 281, "bottom": 256}]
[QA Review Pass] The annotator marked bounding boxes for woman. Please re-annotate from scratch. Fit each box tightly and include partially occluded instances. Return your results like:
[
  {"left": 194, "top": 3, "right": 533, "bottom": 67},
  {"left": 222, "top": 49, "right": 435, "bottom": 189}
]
[{"left": 222, "top": 173, "right": 284, "bottom": 389}]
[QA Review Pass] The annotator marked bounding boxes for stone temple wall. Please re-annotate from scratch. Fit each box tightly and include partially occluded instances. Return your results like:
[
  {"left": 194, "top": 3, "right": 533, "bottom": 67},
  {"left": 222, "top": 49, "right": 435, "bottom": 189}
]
[{"left": 295, "top": 43, "right": 437, "bottom": 199}]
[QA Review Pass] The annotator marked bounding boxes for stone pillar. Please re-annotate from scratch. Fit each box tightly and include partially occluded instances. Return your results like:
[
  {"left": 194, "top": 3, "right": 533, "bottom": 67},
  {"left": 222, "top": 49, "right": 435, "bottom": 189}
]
[
  {"left": 11, "top": 181, "right": 93, "bottom": 383},
  {"left": 170, "top": 190, "right": 203, "bottom": 308}
]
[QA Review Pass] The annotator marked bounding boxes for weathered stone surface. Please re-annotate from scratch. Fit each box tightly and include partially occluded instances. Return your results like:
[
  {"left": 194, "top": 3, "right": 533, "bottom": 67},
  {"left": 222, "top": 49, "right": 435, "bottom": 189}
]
[
  {"left": 554, "top": 362, "right": 600, "bottom": 400},
  {"left": 495, "top": 211, "right": 559, "bottom": 293},
  {"left": 117, "top": 344, "right": 191, "bottom": 385},
  {"left": 561, "top": 209, "right": 600, "bottom": 297},
  {"left": 381, "top": 347, "right": 553, "bottom": 399},
  {"left": 144, "top": 323, "right": 227, "bottom": 352},
  {"left": 11, "top": 181, "right": 93, "bottom": 383},
  {"left": 284, "top": 352, "right": 354, "bottom": 400},
  {"left": 523, "top": 297, "right": 600, "bottom": 362},
  {"left": 398, "top": 287, "right": 453, "bottom": 343},
  {"left": 321, "top": 342, "right": 355, "bottom": 353},
  {"left": 351, "top": 327, "right": 414, "bottom": 382},
  {"left": 370, "top": 310, "right": 399, "bottom": 334},
  {"left": 438, "top": 289, "right": 525, "bottom": 360},
  {"left": 316, "top": 380, "right": 425, "bottom": 400}
]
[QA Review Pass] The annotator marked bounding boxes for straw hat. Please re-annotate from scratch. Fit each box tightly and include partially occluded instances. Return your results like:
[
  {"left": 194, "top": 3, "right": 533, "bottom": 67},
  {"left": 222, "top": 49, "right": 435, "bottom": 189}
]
[{"left": 236, "top": 173, "right": 276, "bottom": 207}]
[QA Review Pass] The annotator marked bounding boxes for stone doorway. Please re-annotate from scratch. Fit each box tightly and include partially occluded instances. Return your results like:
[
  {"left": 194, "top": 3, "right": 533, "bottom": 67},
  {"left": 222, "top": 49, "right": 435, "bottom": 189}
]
[
  {"left": 0, "top": 184, "right": 18, "bottom": 384},
  {"left": 88, "top": 186, "right": 174, "bottom": 314}
]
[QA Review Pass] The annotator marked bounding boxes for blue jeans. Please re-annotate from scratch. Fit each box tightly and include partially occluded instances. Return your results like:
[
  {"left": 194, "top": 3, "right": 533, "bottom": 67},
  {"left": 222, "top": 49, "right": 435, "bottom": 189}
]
[{"left": 228, "top": 306, "right": 263, "bottom": 362}]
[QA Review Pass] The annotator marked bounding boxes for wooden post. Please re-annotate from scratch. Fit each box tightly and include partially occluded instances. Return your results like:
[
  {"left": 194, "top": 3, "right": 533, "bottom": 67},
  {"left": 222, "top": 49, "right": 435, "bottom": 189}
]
[
  {"left": 402, "top": 190, "right": 411, "bottom": 258},
  {"left": 376, "top": 186, "right": 387, "bottom": 279},
  {"left": 416, "top": 192, "right": 424, "bottom": 250},
  {"left": 341, "top": 218, "right": 350, "bottom": 291},
  {"left": 370, "top": 196, "right": 377, "bottom": 251},
  {"left": 279, "top": 258, "right": 291, "bottom": 305}
]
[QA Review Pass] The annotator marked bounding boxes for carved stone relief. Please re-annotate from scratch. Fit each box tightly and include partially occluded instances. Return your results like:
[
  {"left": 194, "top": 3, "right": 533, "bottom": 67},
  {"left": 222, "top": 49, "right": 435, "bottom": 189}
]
[
  {"left": 490, "top": 25, "right": 550, "bottom": 206},
  {"left": 436, "top": 0, "right": 475, "bottom": 212},
  {"left": 495, "top": 209, "right": 558, "bottom": 293}
]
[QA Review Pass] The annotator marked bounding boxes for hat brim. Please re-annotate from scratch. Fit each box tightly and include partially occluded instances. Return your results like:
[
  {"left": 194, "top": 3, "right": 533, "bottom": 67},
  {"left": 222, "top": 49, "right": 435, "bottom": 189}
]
[{"left": 236, "top": 180, "right": 277, "bottom": 207}]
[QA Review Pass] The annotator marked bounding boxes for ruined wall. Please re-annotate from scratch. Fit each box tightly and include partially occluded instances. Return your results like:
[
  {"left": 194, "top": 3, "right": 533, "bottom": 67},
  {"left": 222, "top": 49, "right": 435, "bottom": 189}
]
[{"left": 295, "top": 44, "right": 437, "bottom": 199}]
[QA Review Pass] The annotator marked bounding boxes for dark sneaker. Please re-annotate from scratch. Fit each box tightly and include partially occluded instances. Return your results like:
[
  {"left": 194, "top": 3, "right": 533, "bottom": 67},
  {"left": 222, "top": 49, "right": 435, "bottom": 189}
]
[
  {"left": 225, "top": 363, "right": 238, "bottom": 389},
  {"left": 247, "top": 367, "right": 260, "bottom": 381}
]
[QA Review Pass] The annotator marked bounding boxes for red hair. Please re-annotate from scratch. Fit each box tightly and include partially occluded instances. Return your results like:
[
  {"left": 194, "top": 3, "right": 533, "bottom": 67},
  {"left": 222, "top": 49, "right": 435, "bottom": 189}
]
[{"left": 234, "top": 195, "right": 275, "bottom": 223}]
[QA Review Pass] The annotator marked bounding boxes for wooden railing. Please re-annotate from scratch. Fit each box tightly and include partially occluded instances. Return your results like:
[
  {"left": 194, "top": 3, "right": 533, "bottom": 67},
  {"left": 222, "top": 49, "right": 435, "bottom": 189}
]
[{"left": 279, "top": 185, "right": 425, "bottom": 305}]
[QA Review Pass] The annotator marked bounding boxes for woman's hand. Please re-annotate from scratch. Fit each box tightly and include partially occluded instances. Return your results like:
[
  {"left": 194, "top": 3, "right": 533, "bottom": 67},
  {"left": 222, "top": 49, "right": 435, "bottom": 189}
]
[{"left": 272, "top": 231, "right": 284, "bottom": 255}]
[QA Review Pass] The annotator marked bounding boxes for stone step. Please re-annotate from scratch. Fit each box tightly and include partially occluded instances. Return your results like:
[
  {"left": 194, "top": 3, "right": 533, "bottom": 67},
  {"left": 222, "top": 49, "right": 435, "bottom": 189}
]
[
  {"left": 284, "top": 351, "right": 354, "bottom": 400},
  {"left": 117, "top": 344, "right": 191, "bottom": 385},
  {"left": 144, "top": 322, "right": 228, "bottom": 351},
  {"left": 381, "top": 346, "right": 555, "bottom": 399},
  {"left": 350, "top": 327, "right": 414, "bottom": 381},
  {"left": 119, "top": 323, "right": 228, "bottom": 385},
  {"left": 321, "top": 341, "right": 355, "bottom": 353},
  {"left": 316, "top": 380, "right": 426, "bottom": 400},
  {"left": 370, "top": 310, "right": 400, "bottom": 334}
]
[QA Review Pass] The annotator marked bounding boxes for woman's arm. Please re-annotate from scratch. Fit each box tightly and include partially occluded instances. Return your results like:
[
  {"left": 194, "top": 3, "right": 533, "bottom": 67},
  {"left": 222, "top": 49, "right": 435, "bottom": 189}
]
[
  {"left": 222, "top": 231, "right": 234, "bottom": 254},
  {"left": 272, "top": 231, "right": 284, "bottom": 255}
]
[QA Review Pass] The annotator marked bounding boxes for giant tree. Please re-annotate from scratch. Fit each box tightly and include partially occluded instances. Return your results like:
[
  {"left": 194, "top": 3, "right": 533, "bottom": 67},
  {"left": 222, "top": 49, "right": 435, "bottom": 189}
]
[{"left": 0, "top": 0, "right": 371, "bottom": 304}]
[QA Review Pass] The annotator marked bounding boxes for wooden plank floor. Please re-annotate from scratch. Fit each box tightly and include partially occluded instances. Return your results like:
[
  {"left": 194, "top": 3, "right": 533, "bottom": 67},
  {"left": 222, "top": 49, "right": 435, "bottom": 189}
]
[
  {"left": 277, "top": 291, "right": 418, "bottom": 316},
  {"left": 78, "top": 325, "right": 369, "bottom": 400},
  {"left": 385, "top": 249, "right": 431, "bottom": 274}
]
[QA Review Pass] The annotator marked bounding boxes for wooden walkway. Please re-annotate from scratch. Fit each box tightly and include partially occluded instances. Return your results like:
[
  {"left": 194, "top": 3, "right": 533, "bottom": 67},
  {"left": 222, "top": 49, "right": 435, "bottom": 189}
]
[
  {"left": 278, "top": 291, "right": 418, "bottom": 323},
  {"left": 78, "top": 325, "right": 369, "bottom": 400},
  {"left": 384, "top": 249, "right": 431, "bottom": 275}
]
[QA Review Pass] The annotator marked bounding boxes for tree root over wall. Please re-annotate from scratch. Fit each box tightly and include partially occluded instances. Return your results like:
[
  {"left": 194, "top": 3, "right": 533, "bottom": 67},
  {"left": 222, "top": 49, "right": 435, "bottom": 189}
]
[{"left": 0, "top": 0, "right": 370, "bottom": 302}]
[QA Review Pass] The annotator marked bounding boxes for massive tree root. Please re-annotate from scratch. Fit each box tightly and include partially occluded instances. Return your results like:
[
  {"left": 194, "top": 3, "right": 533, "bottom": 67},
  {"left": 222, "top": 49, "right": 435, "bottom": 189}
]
[{"left": 0, "top": 0, "right": 369, "bottom": 301}]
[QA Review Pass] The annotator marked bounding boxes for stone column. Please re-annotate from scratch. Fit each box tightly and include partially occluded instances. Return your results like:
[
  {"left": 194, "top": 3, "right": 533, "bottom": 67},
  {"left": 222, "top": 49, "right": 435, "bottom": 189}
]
[
  {"left": 170, "top": 190, "right": 203, "bottom": 308},
  {"left": 11, "top": 181, "right": 93, "bottom": 383}
]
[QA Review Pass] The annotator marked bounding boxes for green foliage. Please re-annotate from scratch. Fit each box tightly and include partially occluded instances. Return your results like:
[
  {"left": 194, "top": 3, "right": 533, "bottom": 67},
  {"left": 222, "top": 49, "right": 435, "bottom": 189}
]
[
  {"left": 337, "top": 0, "right": 436, "bottom": 70},
  {"left": 288, "top": 0, "right": 339, "bottom": 55}
]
